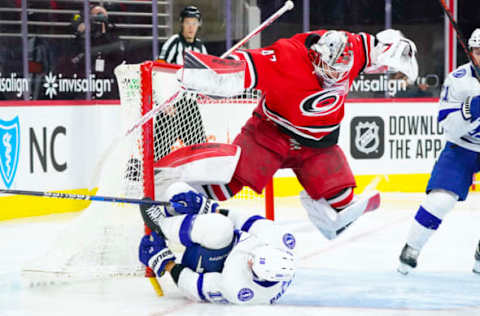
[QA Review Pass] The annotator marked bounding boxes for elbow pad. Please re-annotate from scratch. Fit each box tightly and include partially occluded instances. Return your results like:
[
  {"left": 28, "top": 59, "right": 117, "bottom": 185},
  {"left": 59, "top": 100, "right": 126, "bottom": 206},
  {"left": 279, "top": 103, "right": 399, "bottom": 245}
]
[{"left": 462, "top": 95, "right": 480, "bottom": 121}]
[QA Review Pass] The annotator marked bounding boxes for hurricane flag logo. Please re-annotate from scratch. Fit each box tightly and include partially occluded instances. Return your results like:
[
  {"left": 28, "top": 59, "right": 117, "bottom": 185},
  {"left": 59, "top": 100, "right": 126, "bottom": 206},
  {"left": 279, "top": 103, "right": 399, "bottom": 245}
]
[{"left": 0, "top": 117, "right": 20, "bottom": 188}]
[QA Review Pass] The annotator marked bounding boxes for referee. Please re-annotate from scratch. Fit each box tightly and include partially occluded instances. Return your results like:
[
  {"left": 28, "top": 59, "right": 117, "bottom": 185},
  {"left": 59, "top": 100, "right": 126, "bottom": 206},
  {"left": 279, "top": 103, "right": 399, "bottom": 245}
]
[
  {"left": 159, "top": 5, "right": 207, "bottom": 64},
  {"left": 155, "top": 5, "right": 207, "bottom": 160}
]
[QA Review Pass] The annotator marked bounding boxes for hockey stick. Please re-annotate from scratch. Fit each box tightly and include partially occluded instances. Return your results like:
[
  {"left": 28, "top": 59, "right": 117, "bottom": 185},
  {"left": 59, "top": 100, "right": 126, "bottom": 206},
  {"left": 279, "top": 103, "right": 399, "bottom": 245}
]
[
  {"left": 0, "top": 189, "right": 170, "bottom": 207},
  {"left": 220, "top": 0, "right": 294, "bottom": 58},
  {"left": 438, "top": 0, "right": 480, "bottom": 81}
]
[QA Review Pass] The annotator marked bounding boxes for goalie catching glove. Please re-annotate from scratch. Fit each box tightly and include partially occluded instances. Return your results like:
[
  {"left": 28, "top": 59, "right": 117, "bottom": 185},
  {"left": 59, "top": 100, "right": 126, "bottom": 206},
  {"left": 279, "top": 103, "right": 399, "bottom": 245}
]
[
  {"left": 371, "top": 29, "right": 418, "bottom": 84},
  {"left": 138, "top": 231, "right": 175, "bottom": 277}
]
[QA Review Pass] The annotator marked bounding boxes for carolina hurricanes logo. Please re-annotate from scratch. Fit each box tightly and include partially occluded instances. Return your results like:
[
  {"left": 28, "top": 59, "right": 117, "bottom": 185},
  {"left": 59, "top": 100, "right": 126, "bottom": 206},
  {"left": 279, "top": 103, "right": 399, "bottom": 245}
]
[{"left": 300, "top": 90, "right": 342, "bottom": 117}]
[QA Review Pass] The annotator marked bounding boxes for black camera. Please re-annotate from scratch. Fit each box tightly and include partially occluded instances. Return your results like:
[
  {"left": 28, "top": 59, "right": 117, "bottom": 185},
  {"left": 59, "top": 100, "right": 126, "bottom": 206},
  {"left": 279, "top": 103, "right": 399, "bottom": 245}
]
[{"left": 416, "top": 74, "right": 439, "bottom": 88}]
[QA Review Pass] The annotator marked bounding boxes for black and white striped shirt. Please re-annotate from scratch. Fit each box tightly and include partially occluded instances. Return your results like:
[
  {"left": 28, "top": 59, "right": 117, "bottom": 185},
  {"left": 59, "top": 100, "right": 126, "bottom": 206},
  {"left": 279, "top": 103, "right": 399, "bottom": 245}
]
[{"left": 159, "top": 33, "right": 207, "bottom": 65}]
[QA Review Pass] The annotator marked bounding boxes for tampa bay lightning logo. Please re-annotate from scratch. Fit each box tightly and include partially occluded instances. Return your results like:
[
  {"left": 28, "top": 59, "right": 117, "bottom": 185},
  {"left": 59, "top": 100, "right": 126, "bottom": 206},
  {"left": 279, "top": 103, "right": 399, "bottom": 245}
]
[
  {"left": 453, "top": 68, "right": 466, "bottom": 78},
  {"left": 300, "top": 90, "right": 341, "bottom": 117},
  {"left": 283, "top": 233, "right": 296, "bottom": 250},
  {"left": 237, "top": 288, "right": 254, "bottom": 302},
  {"left": 0, "top": 117, "right": 20, "bottom": 188}
]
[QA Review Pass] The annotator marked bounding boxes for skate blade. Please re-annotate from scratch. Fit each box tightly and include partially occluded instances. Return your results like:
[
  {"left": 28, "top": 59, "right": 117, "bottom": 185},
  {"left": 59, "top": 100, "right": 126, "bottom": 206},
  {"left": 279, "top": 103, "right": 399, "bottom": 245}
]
[
  {"left": 397, "top": 263, "right": 413, "bottom": 275},
  {"left": 473, "top": 261, "right": 480, "bottom": 275}
]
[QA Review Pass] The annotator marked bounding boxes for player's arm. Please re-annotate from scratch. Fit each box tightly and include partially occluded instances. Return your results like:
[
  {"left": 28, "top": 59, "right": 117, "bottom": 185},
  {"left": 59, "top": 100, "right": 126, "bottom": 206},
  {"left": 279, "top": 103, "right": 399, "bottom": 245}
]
[{"left": 438, "top": 74, "right": 480, "bottom": 137}]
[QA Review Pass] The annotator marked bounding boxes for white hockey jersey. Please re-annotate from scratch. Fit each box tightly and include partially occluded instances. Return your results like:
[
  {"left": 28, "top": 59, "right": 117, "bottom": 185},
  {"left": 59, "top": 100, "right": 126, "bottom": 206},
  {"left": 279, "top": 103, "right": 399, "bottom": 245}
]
[
  {"left": 439, "top": 63, "right": 480, "bottom": 152},
  {"left": 176, "top": 212, "right": 296, "bottom": 304}
]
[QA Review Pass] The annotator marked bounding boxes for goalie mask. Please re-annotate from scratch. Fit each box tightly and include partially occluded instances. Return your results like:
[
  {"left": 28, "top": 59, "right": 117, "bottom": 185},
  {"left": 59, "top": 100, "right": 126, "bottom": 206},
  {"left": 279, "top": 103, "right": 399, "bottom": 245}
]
[
  {"left": 469, "top": 28, "right": 480, "bottom": 49},
  {"left": 249, "top": 245, "right": 296, "bottom": 282},
  {"left": 308, "top": 31, "right": 354, "bottom": 86}
]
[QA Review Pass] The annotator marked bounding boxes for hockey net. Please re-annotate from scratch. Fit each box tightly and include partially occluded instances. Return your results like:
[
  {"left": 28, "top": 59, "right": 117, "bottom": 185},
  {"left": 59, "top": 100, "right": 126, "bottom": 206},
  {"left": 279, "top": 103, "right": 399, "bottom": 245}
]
[{"left": 22, "top": 61, "right": 265, "bottom": 285}]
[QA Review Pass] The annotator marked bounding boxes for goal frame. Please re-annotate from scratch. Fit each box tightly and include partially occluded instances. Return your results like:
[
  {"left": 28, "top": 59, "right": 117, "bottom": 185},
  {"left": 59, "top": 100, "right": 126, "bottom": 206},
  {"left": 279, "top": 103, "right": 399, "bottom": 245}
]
[{"left": 138, "top": 61, "right": 274, "bottom": 220}]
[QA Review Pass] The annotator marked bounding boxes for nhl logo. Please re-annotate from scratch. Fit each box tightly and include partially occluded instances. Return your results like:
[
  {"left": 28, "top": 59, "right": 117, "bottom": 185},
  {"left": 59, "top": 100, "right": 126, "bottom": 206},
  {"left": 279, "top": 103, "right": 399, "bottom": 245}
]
[
  {"left": 0, "top": 117, "right": 20, "bottom": 188},
  {"left": 355, "top": 121, "right": 380, "bottom": 154},
  {"left": 350, "top": 116, "right": 384, "bottom": 159}
]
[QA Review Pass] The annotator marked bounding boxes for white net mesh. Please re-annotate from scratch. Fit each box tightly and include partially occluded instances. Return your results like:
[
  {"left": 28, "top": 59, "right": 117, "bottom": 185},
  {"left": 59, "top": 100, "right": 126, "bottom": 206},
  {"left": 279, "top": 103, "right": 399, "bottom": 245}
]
[
  {"left": 22, "top": 64, "right": 147, "bottom": 285},
  {"left": 22, "top": 61, "right": 263, "bottom": 285}
]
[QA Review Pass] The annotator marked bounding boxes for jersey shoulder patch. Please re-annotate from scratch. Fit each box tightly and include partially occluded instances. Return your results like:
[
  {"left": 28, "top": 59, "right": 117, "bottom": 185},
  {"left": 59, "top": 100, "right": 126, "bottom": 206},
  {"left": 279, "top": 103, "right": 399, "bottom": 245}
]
[
  {"left": 237, "top": 287, "right": 255, "bottom": 302},
  {"left": 452, "top": 68, "right": 467, "bottom": 78}
]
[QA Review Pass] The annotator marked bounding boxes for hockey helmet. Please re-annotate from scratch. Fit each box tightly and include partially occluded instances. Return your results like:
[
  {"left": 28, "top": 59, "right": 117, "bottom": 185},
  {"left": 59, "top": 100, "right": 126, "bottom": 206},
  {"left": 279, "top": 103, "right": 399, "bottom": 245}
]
[
  {"left": 180, "top": 5, "right": 202, "bottom": 24},
  {"left": 469, "top": 28, "right": 480, "bottom": 49},
  {"left": 250, "top": 245, "right": 296, "bottom": 282},
  {"left": 308, "top": 31, "right": 354, "bottom": 86}
]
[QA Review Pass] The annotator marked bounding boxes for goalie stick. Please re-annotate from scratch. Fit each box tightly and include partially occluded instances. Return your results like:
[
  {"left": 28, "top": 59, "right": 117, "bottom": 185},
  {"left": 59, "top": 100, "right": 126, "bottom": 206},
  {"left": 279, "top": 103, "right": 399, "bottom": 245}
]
[
  {"left": 438, "top": 0, "right": 480, "bottom": 81},
  {"left": 220, "top": 0, "right": 294, "bottom": 58}
]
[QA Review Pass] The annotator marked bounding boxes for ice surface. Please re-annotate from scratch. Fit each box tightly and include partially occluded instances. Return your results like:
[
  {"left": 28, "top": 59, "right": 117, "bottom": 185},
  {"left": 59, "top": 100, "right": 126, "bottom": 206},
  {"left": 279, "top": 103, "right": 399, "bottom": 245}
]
[{"left": 1, "top": 193, "right": 479, "bottom": 316}]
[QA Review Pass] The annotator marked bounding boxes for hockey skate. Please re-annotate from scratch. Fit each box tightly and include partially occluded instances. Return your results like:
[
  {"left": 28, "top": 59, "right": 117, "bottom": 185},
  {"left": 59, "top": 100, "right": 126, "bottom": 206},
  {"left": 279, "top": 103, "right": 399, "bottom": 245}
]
[
  {"left": 473, "top": 240, "right": 480, "bottom": 275},
  {"left": 397, "top": 244, "right": 419, "bottom": 275}
]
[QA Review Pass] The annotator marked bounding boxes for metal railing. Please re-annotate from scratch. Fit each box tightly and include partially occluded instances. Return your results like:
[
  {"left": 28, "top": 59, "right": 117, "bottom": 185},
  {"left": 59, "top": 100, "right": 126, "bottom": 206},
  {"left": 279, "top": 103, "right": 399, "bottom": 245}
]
[
  {"left": 0, "top": 2, "right": 172, "bottom": 40},
  {"left": 0, "top": 0, "right": 172, "bottom": 100}
]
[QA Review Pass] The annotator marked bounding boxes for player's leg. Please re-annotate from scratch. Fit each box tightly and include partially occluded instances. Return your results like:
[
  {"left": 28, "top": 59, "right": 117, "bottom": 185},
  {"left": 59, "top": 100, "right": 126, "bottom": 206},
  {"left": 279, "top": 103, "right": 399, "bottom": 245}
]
[
  {"left": 296, "top": 145, "right": 380, "bottom": 239},
  {"left": 398, "top": 189, "right": 458, "bottom": 274},
  {"left": 398, "top": 142, "right": 478, "bottom": 274},
  {"left": 202, "top": 115, "right": 287, "bottom": 200}
]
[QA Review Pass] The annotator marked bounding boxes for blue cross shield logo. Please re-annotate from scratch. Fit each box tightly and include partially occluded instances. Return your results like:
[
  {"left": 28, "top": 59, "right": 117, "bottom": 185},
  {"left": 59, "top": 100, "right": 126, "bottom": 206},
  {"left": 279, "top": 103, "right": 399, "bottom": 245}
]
[{"left": 0, "top": 117, "right": 20, "bottom": 188}]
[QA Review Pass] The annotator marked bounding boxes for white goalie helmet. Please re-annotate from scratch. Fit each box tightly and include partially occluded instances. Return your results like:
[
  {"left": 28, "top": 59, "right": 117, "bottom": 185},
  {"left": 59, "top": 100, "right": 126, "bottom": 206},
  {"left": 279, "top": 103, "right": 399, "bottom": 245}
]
[
  {"left": 308, "top": 30, "right": 354, "bottom": 86},
  {"left": 249, "top": 245, "right": 296, "bottom": 282},
  {"left": 469, "top": 28, "right": 480, "bottom": 49}
]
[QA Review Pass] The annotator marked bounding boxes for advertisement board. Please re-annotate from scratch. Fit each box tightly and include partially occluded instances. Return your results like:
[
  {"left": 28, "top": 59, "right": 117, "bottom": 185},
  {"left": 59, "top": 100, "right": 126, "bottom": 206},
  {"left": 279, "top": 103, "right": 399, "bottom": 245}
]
[{"left": 0, "top": 98, "right": 457, "bottom": 219}]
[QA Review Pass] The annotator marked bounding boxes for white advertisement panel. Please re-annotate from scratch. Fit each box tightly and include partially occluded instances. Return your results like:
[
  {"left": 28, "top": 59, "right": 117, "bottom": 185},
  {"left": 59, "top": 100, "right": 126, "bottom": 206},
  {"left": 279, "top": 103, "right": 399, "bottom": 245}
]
[
  {"left": 340, "top": 101, "right": 443, "bottom": 175},
  {"left": 0, "top": 99, "right": 442, "bottom": 193},
  {"left": 0, "top": 103, "right": 121, "bottom": 191}
]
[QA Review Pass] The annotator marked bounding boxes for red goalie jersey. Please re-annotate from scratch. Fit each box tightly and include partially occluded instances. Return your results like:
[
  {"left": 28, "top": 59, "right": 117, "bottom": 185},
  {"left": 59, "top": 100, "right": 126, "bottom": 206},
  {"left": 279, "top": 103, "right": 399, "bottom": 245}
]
[{"left": 229, "top": 30, "right": 375, "bottom": 147}]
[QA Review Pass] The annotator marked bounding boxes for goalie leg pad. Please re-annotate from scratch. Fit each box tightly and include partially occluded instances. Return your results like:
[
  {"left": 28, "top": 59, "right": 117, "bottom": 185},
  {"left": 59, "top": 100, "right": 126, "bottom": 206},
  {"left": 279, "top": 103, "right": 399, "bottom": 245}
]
[
  {"left": 300, "top": 190, "right": 380, "bottom": 240},
  {"left": 154, "top": 143, "right": 241, "bottom": 187}
]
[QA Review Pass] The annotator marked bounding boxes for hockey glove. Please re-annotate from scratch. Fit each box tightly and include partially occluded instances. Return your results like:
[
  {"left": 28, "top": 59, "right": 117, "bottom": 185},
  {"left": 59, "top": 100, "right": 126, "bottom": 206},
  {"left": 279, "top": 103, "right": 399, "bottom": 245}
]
[
  {"left": 463, "top": 95, "right": 480, "bottom": 121},
  {"left": 138, "top": 231, "right": 175, "bottom": 277},
  {"left": 170, "top": 190, "right": 219, "bottom": 215},
  {"left": 139, "top": 198, "right": 177, "bottom": 237}
]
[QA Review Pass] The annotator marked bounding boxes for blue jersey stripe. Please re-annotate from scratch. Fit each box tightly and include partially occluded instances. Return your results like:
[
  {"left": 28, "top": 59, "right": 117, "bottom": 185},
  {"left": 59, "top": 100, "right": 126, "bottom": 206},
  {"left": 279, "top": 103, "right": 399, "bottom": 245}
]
[
  {"left": 438, "top": 108, "right": 459, "bottom": 122},
  {"left": 241, "top": 215, "right": 265, "bottom": 232}
]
